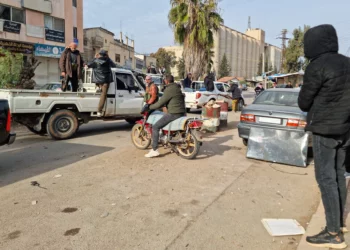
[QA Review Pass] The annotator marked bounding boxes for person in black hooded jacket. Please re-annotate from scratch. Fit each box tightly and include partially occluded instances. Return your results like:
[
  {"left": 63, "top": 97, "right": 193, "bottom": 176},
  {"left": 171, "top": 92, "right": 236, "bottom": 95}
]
[
  {"left": 298, "top": 24, "right": 350, "bottom": 249},
  {"left": 204, "top": 73, "right": 215, "bottom": 92},
  {"left": 87, "top": 50, "right": 116, "bottom": 117}
]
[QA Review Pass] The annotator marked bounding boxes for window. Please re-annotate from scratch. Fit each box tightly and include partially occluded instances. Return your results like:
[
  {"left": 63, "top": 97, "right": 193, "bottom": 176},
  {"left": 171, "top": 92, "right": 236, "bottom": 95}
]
[
  {"left": 115, "top": 54, "right": 120, "bottom": 63},
  {"left": 216, "top": 83, "right": 225, "bottom": 92},
  {"left": 115, "top": 73, "right": 135, "bottom": 90},
  {"left": 72, "top": 0, "right": 77, "bottom": 7},
  {"left": 105, "top": 39, "right": 107, "bottom": 44},
  {"left": 73, "top": 27, "right": 77, "bottom": 39},
  {"left": 83, "top": 38, "right": 88, "bottom": 46},
  {"left": 44, "top": 15, "right": 65, "bottom": 32},
  {"left": 0, "top": 4, "right": 25, "bottom": 23}
]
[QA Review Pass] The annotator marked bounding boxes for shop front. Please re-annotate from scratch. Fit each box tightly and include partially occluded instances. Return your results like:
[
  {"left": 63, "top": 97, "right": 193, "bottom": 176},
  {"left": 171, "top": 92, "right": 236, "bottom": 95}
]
[{"left": 33, "top": 43, "right": 66, "bottom": 86}]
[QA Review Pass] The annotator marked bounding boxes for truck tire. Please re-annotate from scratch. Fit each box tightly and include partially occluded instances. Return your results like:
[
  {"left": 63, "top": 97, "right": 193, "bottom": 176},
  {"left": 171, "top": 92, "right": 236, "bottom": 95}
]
[
  {"left": 186, "top": 108, "right": 191, "bottom": 113},
  {"left": 46, "top": 110, "right": 79, "bottom": 140}
]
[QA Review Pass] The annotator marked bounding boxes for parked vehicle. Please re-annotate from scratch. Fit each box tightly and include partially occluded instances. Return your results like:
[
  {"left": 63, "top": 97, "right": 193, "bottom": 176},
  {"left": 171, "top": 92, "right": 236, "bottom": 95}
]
[
  {"left": 184, "top": 81, "right": 245, "bottom": 112},
  {"left": 241, "top": 83, "right": 248, "bottom": 91},
  {"left": 131, "top": 110, "right": 203, "bottom": 159},
  {"left": 0, "top": 99, "right": 16, "bottom": 146},
  {"left": 146, "top": 74, "right": 164, "bottom": 92},
  {"left": 0, "top": 68, "right": 145, "bottom": 140},
  {"left": 36, "top": 82, "right": 64, "bottom": 92},
  {"left": 238, "top": 89, "right": 310, "bottom": 147}
]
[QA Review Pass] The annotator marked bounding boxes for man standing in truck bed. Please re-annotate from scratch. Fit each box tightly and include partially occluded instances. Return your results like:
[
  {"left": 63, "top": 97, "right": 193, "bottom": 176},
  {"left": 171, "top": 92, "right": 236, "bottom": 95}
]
[{"left": 59, "top": 42, "right": 84, "bottom": 92}]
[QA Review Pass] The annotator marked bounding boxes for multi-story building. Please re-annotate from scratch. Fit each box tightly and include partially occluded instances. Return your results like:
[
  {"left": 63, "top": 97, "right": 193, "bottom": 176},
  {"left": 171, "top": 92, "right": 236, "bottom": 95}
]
[
  {"left": 83, "top": 27, "right": 135, "bottom": 69},
  {"left": 134, "top": 54, "right": 157, "bottom": 71},
  {"left": 163, "top": 25, "right": 282, "bottom": 79},
  {"left": 0, "top": 0, "right": 84, "bottom": 86}
]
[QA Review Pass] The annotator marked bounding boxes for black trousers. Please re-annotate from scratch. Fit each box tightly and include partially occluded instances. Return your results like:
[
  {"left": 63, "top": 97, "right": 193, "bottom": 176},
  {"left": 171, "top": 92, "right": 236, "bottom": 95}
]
[
  {"left": 313, "top": 130, "right": 350, "bottom": 232},
  {"left": 63, "top": 71, "right": 79, "bottom": 92}
]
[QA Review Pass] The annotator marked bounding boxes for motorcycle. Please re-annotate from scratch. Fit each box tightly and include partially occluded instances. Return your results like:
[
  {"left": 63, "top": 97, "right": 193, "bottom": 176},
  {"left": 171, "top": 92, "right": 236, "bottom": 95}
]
[{"left": 131, "top": 109, "right": 203, "bottom": 159}]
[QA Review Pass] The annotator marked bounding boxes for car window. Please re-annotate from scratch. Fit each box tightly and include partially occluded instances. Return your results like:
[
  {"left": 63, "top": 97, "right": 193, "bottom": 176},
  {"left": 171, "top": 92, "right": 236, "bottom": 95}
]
[
  {"left": 193, "top": 82, "right": 206, "bottom": 91},
  {"left": 224, "top": 84, "right": 230, "bottom": 92},
  {"left": 152, "top": 77, "right": 163, "bottom": 84},
  {"left": 254, "top": 91, "right": 299, "bottom": 107},
  {"left": 115, "top": 73, "right": 135, "bottom": 90},
  {"left": 215, "top": 83, "right": 225, "bottom": 92}
]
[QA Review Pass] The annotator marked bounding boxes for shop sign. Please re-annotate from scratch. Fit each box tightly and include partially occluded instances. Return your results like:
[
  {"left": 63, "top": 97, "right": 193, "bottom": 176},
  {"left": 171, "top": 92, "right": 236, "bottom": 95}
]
[
  {"left": 34, "top": 44, "right": 66, "bottom": 58},
  {"left": 45, "top": 29, "right": 65, "bottom": 43},
  {"left": 3, "top": 20, "right": 21, "bottom": 34},
  {"left": 0, "top": 39, "right": 33, "bottom": 54}
]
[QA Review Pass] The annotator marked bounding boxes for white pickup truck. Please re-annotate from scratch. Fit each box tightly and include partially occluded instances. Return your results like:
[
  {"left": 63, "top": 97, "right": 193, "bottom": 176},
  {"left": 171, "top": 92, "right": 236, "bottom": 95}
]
[
  {"left": 184, "top": 81, "right": 245, "bottom": 112},
  {"left": 0, "top": 68, "right": 145, "bottom": 140}
]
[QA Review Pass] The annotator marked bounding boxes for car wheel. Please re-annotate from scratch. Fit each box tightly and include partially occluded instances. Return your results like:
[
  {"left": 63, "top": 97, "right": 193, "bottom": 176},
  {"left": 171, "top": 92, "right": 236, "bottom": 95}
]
[
  {"left": 242, "top": 138, "right": 248, "bottom": 146},
  {"left": 186, "top": 108, "right": 191, "bottom": 113},
  {"left": 46, "top": 110, "right": 79, "bottom": 140}
]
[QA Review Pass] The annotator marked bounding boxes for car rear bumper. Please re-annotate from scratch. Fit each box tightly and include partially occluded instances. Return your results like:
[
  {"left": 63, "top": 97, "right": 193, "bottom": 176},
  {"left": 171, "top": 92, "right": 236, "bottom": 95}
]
[
  {"left": 186, "top": 103, "right": 200, "bottom": 109},
  {"left": 237, "top": 123, "right": 312, "bottom": 147},
  {"left": 7, "top": 133, "right": 16, "bottom": 145}
]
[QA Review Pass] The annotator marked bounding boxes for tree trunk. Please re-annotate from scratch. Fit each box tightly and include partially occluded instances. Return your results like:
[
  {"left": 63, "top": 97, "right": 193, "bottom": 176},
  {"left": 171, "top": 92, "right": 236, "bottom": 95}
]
[{"left": 183, "top": 41, "right": 207, "bottom": 81}]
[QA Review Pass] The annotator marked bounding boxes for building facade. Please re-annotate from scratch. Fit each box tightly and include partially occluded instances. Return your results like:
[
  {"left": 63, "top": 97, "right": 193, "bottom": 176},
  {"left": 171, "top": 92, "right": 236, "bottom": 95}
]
[
  {"left": 162, "top": 46, "right": 183, "bottom": 78},
  {"left": 0, "top": 0, "right": 84, "bottom": 86},
  {"left": 163, "top": 25, "right": 282, "bottom": 80},
  {"left": 83, "top": 27, "right": 135, "bottom": 69}
]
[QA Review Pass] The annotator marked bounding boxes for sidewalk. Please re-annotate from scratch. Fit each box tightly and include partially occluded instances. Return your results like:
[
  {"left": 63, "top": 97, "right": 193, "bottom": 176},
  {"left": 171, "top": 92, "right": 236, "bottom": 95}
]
[{"left": 298, "top": 179, "right": 350, "bottom": 250}]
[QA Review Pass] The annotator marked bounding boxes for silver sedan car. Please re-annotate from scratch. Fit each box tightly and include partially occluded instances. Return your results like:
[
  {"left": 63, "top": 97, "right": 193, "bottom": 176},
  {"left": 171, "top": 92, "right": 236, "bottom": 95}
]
[{"left": 238, "top": 88, "right": 310, "bottom": 146}]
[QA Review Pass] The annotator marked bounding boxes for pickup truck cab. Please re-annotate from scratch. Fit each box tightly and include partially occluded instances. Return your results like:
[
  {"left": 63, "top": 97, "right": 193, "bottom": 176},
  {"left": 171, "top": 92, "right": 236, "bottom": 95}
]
[
  {"left": 184, "top": 81, "right": 245, "bottom": 112},
  {"left": 0, "top": 99, "right": 16, "bottom": 146},
  {"left": 0, "top": 68, "right": 145, "bottom": 140}
]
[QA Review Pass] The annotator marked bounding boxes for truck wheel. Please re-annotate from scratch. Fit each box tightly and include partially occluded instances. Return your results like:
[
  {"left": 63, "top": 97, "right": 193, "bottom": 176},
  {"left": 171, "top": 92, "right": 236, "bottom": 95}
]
[
  {"left": 242, "top": 138, "right": 248, "bottom": 146},
  {"left": 186, "top": 108, "right": 191, "bottom": 113},
  {"left": 26, "top": 125, "right": 47, "bottom": 136},
  {"left": 238, "top": 99, "right": 244, "bottom": 111},
  {"left": 46, "top": 110, "right": 79, "bottom": 140}
]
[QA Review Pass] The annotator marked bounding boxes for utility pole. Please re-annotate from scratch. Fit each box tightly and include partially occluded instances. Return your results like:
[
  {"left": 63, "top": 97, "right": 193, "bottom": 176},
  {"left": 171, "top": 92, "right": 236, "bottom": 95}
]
[{"left": 277, "top": 29, "right": 289, "bottom": 73}]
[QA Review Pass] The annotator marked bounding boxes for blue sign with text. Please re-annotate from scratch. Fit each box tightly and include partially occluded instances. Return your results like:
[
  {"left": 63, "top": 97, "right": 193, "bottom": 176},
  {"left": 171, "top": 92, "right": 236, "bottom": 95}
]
[{"left": 34, "top": 44, "right": 66, "bottom": 58}]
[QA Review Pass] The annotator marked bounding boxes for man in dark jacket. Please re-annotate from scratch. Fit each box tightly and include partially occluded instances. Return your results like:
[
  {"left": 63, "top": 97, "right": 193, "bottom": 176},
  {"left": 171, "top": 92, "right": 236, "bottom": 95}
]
[
  {"left": 59, "top": 42, "right": 84, "bottom": 92},
  {"left": 145, "top": 74, "right": 186, "bottom": 158},
  {"left": 183, "top": 73, "right": 192, "bottom": 89},
  {"left": 229, "top": 83, "right": 241, "bottom": 112},
  {"left": 204, "top": 73, "right": 215, "bottom": 92},
  {"left": 298, "top": 24, "right": 350, "bottom": 249},
  {"left": 86, "top": 50, "right": 116, "bottom": 117}
]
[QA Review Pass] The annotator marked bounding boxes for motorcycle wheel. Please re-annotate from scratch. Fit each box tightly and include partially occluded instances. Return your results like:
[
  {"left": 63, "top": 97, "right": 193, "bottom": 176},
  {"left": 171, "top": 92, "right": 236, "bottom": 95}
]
[
  {"left": 131, "top": 124, "right": 151, "bottom": 150},
  {"left": 177, "top": 132, "right": 200, "bottom": 160}
]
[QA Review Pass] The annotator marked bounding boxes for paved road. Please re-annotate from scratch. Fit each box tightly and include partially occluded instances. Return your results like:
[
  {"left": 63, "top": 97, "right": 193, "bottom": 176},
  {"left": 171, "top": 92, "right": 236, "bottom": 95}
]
[{"left": 0, "top": 91, "right": 319, "bottom": 250}]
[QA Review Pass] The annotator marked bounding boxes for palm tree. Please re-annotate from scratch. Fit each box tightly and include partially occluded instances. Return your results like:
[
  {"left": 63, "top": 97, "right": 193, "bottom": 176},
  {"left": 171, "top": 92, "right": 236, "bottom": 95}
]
[{"left": 168, "top": 0, "right": 223, "bottom": 80}]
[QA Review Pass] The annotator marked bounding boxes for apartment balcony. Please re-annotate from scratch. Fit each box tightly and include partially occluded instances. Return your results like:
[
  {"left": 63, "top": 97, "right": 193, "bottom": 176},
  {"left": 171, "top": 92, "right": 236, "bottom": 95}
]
[
  {"left": 91, "top": 36, "right": 104, "bottom": 48},
  {"left": 22, "top": 0, "right": 52, "bottom": 14}
]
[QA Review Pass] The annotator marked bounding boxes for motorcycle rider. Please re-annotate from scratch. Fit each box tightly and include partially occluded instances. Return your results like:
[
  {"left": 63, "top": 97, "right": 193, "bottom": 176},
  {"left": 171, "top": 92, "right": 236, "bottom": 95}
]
[
  {"left": 144, "top": 74, "right": 186, "bottom": 158},
  {"left": 144, "top": 75, "right": 159, "bottom": 105}
]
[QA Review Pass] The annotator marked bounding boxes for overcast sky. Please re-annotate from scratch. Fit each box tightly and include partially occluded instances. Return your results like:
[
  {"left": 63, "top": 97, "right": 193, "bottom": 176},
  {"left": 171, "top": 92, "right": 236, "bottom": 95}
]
[{"left": 84, "top": 0, "right": 350, "bottom": 55}]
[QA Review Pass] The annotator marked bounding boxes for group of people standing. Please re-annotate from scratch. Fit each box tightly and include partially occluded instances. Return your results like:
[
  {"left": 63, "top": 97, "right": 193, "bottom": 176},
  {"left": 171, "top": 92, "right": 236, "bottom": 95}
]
[
  {"left": 59, "top": 42, "right": 116, "bottom": 117},
  {"left": 147, "top": 65, "right": 166, "bottom": 75}
]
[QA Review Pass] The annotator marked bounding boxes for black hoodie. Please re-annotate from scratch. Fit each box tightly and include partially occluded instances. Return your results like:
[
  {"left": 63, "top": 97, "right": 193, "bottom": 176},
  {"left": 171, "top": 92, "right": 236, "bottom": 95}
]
[
  {"left": 298, "top": 24, "right": 350, "bottom": 135},
  {"left": 88, "top": 56, "right": 116, "bottom": 84}
]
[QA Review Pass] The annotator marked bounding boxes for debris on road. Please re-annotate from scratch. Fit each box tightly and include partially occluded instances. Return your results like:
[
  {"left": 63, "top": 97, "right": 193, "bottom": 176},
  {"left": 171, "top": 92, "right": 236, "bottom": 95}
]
[
  {"left": 31, "top": 200, "right": 37, "bottom": 205},
  {"left": 81, "top": 154, "right": 86, "bottom": 158},
  {"left": 31, "top": 181, "right": 47, "bottom": 189},
  {"left": 261, "top": 219, "right": 305, "bottom": 236},
  {"left": 54, "top": 174, "right": 62, "bottom": 178},
  {"left": 100, "top": 212, "right": 109, "bottom": 218}
]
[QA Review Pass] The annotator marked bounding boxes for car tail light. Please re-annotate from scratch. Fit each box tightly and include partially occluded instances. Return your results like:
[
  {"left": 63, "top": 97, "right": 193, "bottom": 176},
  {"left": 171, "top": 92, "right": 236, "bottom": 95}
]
[
  {"left": 287, "top": 119, "right": 307, "bottom": 128},
  {"left": 6, "top": 109, "right": 11, "bottom": 132},
  {"left": 189, "top": 120, "right": 203, "bottom": 128},
  {"left": 240, "top": 114, "right": 255, "bottom": 123},
  {"left": 196, "top": 93, "right": 202, "bottom": 99}
]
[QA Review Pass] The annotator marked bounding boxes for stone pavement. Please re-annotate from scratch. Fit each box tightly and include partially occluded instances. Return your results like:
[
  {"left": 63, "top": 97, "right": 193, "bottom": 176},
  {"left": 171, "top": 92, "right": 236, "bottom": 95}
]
[{"left": 298, "top": 178, "right": 350, "bottom": 250}]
